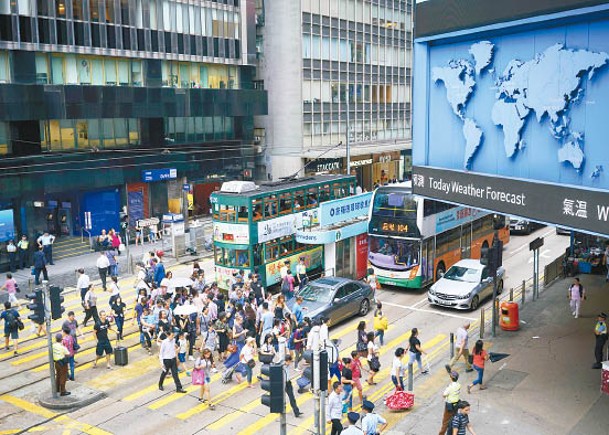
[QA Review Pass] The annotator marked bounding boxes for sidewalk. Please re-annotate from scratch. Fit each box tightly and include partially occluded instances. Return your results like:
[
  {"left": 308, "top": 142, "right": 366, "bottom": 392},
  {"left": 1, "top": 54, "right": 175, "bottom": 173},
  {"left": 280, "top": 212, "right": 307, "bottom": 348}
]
[
  {"left": 398, "top": 274, "right": 609, "bottom": 435},
  {"left": 0, "top": 236, "right": 209, "bottom": 303}
]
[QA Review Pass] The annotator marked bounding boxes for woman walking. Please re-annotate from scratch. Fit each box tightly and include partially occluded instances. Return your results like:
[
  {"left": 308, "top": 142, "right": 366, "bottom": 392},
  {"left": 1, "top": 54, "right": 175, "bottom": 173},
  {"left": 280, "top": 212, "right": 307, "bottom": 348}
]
[
  {"left": 467, "top": 340, "right": 490, "bottom": 393},
  {"left": 83, "top": 285, "right": 100, "bottom": 327},
  {"left": 407, "top": 328, "right": 429, "bottom": 374},
  {"left": 193, "top": 348, "right": 216, "bottom": 408},
  {"left": 111, "top": 296, "right": 126, "bottom": 340},
  {"left": 236, "top": 336, "right": 256, "bottom": 387},
  {"left": 391, "top": 347, "right": 406, "bottom": 390},
  {"left": 215, "top": 312, "right": 230, "bottom": 361},
  {"left": 366, "top": 331, "right": 380, "bottom": 385},
  {"left": 356, "top": 321, "right": 368, "bottom": 357}
]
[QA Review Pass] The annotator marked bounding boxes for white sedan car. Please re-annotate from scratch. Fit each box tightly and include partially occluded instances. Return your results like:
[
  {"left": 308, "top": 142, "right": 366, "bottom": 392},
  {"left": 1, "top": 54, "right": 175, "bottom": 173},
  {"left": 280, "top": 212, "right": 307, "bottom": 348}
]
[{"left": 427, "top": 259, "right": 505, "bottom": 310}]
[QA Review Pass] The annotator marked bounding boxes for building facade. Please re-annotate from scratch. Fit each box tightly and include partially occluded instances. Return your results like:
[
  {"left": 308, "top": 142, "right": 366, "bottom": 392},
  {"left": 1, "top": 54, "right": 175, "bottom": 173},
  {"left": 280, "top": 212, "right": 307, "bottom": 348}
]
[
  {"left": 254, "top": 0, "right": 412, "bottom": 191},
  {"left": 0, "top": 0, "right": 266, "bottom": 243}
]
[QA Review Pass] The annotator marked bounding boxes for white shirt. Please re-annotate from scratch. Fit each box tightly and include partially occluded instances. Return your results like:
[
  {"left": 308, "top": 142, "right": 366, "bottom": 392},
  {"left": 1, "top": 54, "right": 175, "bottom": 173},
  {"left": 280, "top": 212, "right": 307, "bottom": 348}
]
[
  {"left": 326, "top": 391, "right": 343, "bottom": 420},
  {"left": 455, "top": 327, "right": 469, "bottom": 349},
  {"left": 110, "top": 281, "right": 120, "bottom": 296},
  {"left": 392, "top": 356, "right": 405, "bottom": 377},
  {"left": 307, "top": 325, "right": 321, "bottom": 350},
  {"left": 240, "top": 344, "right": 255, "bottom": 362},
  {"left": 77, "top": 274, "right": 90, "bottom": 289},
  {"left": 342, "top": 426, "right": 364, "bottom": 435},
  {"left": 38, "top": 234, "right": 55, "bottom": 246},
  {"left": 159, "top": 337, "right": 177, "bottom": 360},
  {"left": 96, "top": 255, "right": 110, "bottom": 269},
  {"left": 319, "top": 323, "right": 329, "bottom": 347},
  {"left": 6, "top": 243, "right": 16, "bottom": 253},
  {"left": 361, "top": 413, "right": 387, "bottom": 435},
  {"left": 367, "top": 341, "right": 378, "bottom": 361}
]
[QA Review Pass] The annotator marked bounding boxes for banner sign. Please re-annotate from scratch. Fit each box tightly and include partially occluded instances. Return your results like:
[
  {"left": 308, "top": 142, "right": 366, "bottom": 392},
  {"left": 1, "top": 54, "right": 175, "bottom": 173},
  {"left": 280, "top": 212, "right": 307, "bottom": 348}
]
[
  {"left": 295, "top": 220, "right": 368, "bottom": 245},
  {"left": 142, "top": 168, "right": 177, "bottom": 182},
  {"left": 213, "top": 222, "right": 250, "bottom": 244},
  {"left": 412, "top": 166, "right": 609, "bottom": 236},
  {"left": 265, "top": 247, "right": 323, "bottom": 287},
  {"left": 319, "top": 192, "right": 372, "bottom": 227},
  {"left": 257, "top": 209, "right": 319, "bottom": 243}
]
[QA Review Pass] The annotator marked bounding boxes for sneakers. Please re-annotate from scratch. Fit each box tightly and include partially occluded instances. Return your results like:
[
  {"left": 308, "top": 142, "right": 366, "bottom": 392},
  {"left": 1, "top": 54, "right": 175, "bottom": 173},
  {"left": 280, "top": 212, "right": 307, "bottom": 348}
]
[
  {"left": 158, "top": 385, "right": 164, "bottom": 391},
  {"left": 421, "top": 370, "right": 429, "bottom": 375},
  {"left": 465, "top": 368, "right": 474, "bottom": 373},
  {"left": 592, "top": 363, "right": 602, "bottom": 369},
  {"left": 294, "top": 412, "right": 303, "bottom": 417},
  {"left": 60, "top": 392, "right": 71, "bottom": 396},
  {"left": 176, "top": 388, "right": 187, "bottom": 393},
  {"left": 479, "top": 385, "right": 487, "bottom": 390}
]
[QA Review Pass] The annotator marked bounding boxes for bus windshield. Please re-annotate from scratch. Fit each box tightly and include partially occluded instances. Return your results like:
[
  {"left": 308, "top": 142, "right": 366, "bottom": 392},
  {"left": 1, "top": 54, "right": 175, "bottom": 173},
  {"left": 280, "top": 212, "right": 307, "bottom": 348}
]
[
  {"left": 368, "top": 236, "right": 420, "bottom": 271},
  {"left": 372, "top": 189, "right": 417, "bottom": 219}
]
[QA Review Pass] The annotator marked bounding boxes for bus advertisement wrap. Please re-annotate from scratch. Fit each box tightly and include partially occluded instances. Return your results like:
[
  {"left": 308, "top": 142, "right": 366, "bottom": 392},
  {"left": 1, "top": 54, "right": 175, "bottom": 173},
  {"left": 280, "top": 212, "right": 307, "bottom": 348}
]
[{"left": 265, "top": 246, "right": 323, "bottom": 287}]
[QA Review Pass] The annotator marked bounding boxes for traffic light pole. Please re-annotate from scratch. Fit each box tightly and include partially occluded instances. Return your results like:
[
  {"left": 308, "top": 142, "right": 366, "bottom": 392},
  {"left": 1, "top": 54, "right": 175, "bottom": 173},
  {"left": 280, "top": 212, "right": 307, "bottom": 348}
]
[
  {"left": 319, "top": 389, "right": 327, "bottom": 435},
  {"left": 313, "top": 350, "right": 320, "bottom": 435},
  {"left": 43, "top": 281, "right": 57, "bottom": 398},
  {"left": 491, "top": 273, "right": 498, "bottom": 338}
]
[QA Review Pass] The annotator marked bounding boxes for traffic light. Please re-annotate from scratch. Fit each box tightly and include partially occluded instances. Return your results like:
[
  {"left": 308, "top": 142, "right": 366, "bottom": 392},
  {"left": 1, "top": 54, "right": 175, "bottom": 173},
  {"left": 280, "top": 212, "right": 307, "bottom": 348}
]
[
  {"left": 260, "top": 364, "right": 285, "bottom": 413},
  {"left": 318, "top": 350, "right": 328, "bottom": 392},
  {"left": 26, "top": 290, "right": 45, "bottom": 323},
  {"left": 302, "top": 350, "right": 315, "bottom": 389},
  {"left": 49, "top": 286, "right": 65, "bottom": 320}
]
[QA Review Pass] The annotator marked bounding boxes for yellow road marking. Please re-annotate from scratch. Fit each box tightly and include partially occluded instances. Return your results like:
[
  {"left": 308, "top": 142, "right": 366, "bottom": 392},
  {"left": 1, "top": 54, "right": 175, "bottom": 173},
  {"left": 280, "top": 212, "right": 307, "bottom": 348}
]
[
  {"left": 0, "top": 430, "right": 21, "bottom": 434},
  {"left": 0, "top": 395, "right": 111, "bottom": 435}
]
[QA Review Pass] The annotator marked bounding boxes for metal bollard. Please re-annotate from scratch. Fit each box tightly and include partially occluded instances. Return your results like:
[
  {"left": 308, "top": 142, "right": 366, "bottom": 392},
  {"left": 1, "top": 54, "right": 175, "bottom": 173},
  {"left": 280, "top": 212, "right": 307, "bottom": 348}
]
[
  {"left": 449, "top": 333, "right": 455, "bottom": 359},
  {"left": 407, "top": 363, "right": 414, "bottom": 392},
  {"left": 509, "top": 287, "right": 513, "bottom": 302},
  {"left": 479, "top": 309, "right": 485, "bottom": 339},
  {"left": 28, "top": 278, "right": 32, "bottom": 292},
  {"left": 521, "top": 280, "right": 526, "bottom": 305}
]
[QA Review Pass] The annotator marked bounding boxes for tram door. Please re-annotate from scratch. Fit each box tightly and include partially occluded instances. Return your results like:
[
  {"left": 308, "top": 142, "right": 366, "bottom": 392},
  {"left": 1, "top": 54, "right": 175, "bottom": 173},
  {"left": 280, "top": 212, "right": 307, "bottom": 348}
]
[{"left": 461, "top": 223, "right": 472, "bottom": 259}]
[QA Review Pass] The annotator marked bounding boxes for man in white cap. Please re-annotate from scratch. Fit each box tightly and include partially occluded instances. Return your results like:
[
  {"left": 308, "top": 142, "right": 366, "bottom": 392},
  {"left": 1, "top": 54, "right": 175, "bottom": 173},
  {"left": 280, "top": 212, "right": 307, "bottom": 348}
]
[{"left": 361, "top": 400, "right": 387, "bottom": 435}]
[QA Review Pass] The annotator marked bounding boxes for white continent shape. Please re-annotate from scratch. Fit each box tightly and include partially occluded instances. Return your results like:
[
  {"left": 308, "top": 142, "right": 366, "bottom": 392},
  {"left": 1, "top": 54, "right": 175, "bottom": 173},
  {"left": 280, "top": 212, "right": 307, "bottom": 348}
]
[{"left": 469, "top": 41, "right": 494, "bottom": 75}]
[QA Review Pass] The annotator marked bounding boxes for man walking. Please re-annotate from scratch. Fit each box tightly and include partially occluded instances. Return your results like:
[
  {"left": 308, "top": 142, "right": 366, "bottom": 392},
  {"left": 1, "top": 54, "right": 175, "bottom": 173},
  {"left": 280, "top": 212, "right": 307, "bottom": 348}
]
[
  {"left": 326, "top": 381, "right": 344, "bottom": 435},
  {"left": 568, "top": 277, "right": 585, "bottom": 319},
  {"left": 96, "top": 251, "right": 109, "bottom": 291},
  {"left": 158, "top": 329, "right": 187, "bottom": 393},
  {"left": 1, "top": 302, "right": 20, "bottom": 355},
  {"left": 17, "top": 235, "right": 30, "bottom": 269},
  {"left": 284, "top": 354, "right": 303, "bottom": 417},
  {"left": 33, "top": 246, "right": 49, "bottom": 285},
  {"left": 451, "top": 400, "right": 477, "bottom": 435},
  {"left": 77, "top": 268, "right": 90, "bottom": 304},
  {"left": 93, "top": 310, "right": 115, "bottom": 369},
  {"left": 592, "top": 312, "right": 608, "bottom": 369},
  {"left": 449, "top": 323, "right": 473, "bottom": 372},
  {"left": 439, "top": 370, "right": 461, "bottom": 435},
  {"left": 52, "top": 333, "right": 71, "bottom": 396},
  {"left": 37, "top": 231, "right": 55, "bottom": 265}
]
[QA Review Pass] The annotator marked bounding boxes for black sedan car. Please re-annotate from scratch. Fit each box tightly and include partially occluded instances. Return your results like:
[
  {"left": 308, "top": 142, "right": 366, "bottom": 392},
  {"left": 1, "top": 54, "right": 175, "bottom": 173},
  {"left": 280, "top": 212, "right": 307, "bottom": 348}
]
[{"left": 290, "top": 276, "right": 375, "bottom": 327}]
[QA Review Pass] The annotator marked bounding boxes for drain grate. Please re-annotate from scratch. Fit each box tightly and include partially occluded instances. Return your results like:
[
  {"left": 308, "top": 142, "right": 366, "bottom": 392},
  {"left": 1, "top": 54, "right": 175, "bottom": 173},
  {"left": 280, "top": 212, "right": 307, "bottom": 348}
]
[{"left": 487, "top": 369, "right": 528, "bottom": 391}]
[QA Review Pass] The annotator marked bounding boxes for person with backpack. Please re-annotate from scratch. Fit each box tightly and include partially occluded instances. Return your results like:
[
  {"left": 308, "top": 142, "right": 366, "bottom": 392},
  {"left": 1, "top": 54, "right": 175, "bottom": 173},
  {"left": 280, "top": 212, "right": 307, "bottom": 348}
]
[
  {"left": 1, "top": 301, "right": 21, "bottom": 354},
  {"left": 568, "top": 277, "right": 585, "bottom": 319},
  {"left": 281, "top": 269, "right": 296, "bottom": 298}
]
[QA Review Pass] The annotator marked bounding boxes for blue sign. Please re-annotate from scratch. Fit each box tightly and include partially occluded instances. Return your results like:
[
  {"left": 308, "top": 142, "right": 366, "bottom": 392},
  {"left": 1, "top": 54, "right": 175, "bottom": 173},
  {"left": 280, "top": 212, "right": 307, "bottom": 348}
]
[
  {"left": 142, "top": 168, "right": 178, "bottom": 183},
  {"left": 413, "top": 11, "right": 609, "bottom": 193},
  {"left": 183, "top": 183, "right": 191, "bottom": 192},
  {"left": 0, "top": 209, "right": 16, "bottom": 243},
  {"left": 296, "top": 220, "right": 368, "bottom": 244},
  {"left": 319, "top": 192, "right": 372, "bottom": 227}
]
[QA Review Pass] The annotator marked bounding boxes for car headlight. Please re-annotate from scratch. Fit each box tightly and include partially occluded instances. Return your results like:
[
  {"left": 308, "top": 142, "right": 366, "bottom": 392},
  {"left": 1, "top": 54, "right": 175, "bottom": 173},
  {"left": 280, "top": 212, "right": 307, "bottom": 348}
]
[
  {"left": 460, "top": 292, "right": 472, "bottom": 299},
  {"left": 428, "top": 287, "right": 436, "bottom": 296}
]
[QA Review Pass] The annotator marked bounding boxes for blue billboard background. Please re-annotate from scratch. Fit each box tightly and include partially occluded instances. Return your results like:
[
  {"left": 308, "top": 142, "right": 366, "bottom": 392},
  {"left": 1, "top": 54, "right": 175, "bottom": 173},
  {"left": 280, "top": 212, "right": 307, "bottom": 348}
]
[
  {"left": 414, "top": 12, "right": 609, "bottom": 192},
  {"left": 0, "top": 209, "right": 15, "bottom": 242}
]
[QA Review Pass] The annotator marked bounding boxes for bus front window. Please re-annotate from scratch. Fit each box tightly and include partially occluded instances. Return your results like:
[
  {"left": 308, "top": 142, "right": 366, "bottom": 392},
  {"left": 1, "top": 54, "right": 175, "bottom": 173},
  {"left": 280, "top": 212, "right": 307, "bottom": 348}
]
[{"left": 368, "top": 237, "right": 420, "bottom": 271}]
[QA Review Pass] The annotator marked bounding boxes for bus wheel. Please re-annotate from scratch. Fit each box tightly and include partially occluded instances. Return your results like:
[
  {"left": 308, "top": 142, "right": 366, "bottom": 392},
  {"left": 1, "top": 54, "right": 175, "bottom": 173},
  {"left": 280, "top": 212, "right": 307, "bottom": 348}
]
[
  {"left": 435, "top": 262, "right": 446, "bottom": 281},
  {"left": 359, "top": 299, "right": 370, "bottom": 316},
  {"left": 470, "top": 295, "right": 480, "bottom": 310}
]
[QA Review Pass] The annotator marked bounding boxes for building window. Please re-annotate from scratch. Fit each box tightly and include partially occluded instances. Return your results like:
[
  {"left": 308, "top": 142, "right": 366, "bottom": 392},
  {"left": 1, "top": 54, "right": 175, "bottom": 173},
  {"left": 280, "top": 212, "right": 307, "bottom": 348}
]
[
  {"left": 0, "top": 51, "right": 9, "bottom": 83},
  {"left": 0, "top": 121, "right": 8, "bottom": 155}
]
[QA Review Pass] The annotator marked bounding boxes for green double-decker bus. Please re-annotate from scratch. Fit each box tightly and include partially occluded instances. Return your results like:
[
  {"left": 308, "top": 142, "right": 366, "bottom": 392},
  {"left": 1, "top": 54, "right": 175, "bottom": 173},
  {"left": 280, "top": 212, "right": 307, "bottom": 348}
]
[{"left": 211, "top": 174, "right": 356, "bottom": 289}]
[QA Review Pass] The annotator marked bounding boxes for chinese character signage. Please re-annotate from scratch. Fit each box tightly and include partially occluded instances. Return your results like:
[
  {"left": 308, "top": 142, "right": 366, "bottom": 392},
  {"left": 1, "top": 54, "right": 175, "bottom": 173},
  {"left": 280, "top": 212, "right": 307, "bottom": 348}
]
[
  {"left": 319, "top": 192, "right": 373, "bottom": 227},
  {"left": 213, "top": 222, "right": 250, "bottom": 245},
  {"left": 257, "top": 209, "right": 319, "bottom": 244},
  {"left": 264, "top": 247, "right": 323, "bottom": 287},
  {"left": 412, "top": 166, "right": 609, "bottom": 236}
]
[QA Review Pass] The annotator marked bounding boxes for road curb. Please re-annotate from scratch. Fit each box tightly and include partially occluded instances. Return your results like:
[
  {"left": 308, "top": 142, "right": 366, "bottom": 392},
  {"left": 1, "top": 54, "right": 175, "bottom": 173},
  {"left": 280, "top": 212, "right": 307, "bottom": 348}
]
[{"left": 39, "top": 383, "right": 106, "bottom": 410}]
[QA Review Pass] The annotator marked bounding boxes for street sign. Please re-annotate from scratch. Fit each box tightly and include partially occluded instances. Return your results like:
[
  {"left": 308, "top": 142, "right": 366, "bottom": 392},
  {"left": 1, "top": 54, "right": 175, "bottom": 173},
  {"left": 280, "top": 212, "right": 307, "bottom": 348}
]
[
  {"left": 136, "top": 217, "right": 160, "bottom": 228},
  {"left": 182, "top": 183, "right": 191, "bottom": 192},
  {"left": 141, "top": 168, "right": 177, "bottom": 182},
  {"left": 529, "top": 237, "right": 544, "bottom": 251}
]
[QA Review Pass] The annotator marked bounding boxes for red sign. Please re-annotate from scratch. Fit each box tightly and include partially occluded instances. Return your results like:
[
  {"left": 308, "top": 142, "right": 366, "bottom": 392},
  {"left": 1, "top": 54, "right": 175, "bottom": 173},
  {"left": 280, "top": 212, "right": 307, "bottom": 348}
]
[{"left": 356, "top": 234, "right": 369, "bottom": 280}]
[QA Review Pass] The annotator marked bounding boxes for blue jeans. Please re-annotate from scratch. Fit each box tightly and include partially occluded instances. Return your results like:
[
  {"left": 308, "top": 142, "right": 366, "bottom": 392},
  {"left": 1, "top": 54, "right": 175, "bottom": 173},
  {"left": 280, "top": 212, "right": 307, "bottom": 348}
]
[
  {"left": 472, "top": 365, "right": 484, "bottom": 386},
  {"left": 115, "top": 315, "right": 124, "bottom": 339},
  {"left": 391, "top": 375, "right": 404, "bottom": 390},
  {"left": 342, "top": 384, "right": 353, "bottom": 410},
  {"left": 245, "top": 363, "right": 253, "bottom": 384},
  {"left": 67, "top": 355, "right": 75, "bottom": 380},
  {"left": 375, "top": 329, "right": 385, "bottom": 346},
  {"left": 408, "top": 351, "right": 423, "bottom": 372}
]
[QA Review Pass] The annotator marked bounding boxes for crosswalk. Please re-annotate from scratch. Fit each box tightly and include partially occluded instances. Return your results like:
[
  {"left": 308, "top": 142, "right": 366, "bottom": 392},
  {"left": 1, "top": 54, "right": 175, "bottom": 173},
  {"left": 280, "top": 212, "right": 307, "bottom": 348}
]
[{"left": 0, "top": 256, "right": 462, "bottom": 434}]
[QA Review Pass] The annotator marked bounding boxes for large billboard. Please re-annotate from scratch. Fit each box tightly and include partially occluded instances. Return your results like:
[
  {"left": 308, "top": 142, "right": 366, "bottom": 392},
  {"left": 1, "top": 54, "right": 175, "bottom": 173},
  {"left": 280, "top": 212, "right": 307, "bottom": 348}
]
[{"left": 413, "top": 1, "right": 609, "bottom": 235}]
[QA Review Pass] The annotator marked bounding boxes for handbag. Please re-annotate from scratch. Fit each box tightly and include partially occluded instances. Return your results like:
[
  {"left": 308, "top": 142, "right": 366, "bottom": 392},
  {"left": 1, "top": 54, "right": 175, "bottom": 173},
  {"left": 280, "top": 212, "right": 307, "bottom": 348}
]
[
  {"left": 247, "top": 359, "right": 256, "bottom": 369},
  {"left": 15, "top": 283, "right": 20, "bottom": 293},
  {"left": 191, "top": 368, "right": 206, "bottom": 386},
  {"left": 73, "top": 341, "right": 81, "bottom": 352},
  {"left": 369, "top": 355, "right": 381, "bottom": 371},
  {"left": 16, "top": 318, "right": 24, "bottom": 331},
  {"left": 468, "top": 354, "right": 474, "bottom": 365}
]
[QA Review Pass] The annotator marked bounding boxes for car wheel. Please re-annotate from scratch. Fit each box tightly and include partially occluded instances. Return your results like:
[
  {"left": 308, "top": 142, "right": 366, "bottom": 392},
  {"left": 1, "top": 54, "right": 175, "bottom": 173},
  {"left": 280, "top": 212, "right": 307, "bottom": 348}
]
[
  {"left": 497, "top": 280, "right": 504, "bottom": 295},
  {"left": 359, "top": 299, "right": 370, "bottom": 316},
  {"left": 435, "top": 262, "right": 446, "bottom": 281},
  {"left": 470, "top": 295, "right": 480, "bottom": 310}
]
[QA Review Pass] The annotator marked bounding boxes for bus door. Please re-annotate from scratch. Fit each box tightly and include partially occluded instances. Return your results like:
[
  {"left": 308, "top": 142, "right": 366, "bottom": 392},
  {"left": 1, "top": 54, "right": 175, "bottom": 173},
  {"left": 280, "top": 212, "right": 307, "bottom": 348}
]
[
  {"left": 461, "top": 223, "right": 472, "bottom": 259},
  {"left": 421, "top": 238, "right": 435, "bottom": 285}
]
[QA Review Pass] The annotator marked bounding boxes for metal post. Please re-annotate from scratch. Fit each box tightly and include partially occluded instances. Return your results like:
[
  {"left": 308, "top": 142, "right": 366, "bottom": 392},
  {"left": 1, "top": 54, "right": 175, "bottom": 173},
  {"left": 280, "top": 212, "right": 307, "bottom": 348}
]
[
  {"left": 43, "top": 281, "right": 57, "bottom": 399},
  {"left": 280, "top": 362, "right": 287, "bottom": 435},
  {"left": 449, "top": 333, "right": 455, "bottom": 359},
  {"left": 509, "top": 287, "right": 513, "bottom": 302},
  {"left": 125, "top": 230, "right": 132, "bottom": 275},
  {"left": 491, "top": 275, "right": 498, "bottom": 338},
  {"left": 521, "top": 280, "right": 526, "bottom": 305},
  {"left": 345, "top": 92, "right": 351, "bottom": 176},
  {"left": 480, "top": 308, "right": 485, "bottom": 339},
  {"left": 320, "top": 390, "right": 327, "bottom": 435},
  {"left": 407, "top": 363, "right": 413, "bottom": 391},
  {"left": 313, "top": 350, "right": 320, "bottom": 435},
  {"left": 182, "top": 176, "right": 190, "bottom": 233},
  {"left": 28, "top": 278, "right": 32, "bottom": 292}
]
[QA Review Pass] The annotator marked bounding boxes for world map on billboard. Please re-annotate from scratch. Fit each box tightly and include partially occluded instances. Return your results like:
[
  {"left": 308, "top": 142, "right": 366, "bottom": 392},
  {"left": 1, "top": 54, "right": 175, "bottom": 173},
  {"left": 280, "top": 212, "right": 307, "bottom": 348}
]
[{"left": 428, "top": 27, "right": 609, "bottom": 190}]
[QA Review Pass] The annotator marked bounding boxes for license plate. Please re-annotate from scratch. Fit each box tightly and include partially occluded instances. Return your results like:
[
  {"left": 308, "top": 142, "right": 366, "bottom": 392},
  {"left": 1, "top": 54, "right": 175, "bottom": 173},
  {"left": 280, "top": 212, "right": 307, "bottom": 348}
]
[{"left": 437, "top": 299, "right": 453, "bottom": 306}]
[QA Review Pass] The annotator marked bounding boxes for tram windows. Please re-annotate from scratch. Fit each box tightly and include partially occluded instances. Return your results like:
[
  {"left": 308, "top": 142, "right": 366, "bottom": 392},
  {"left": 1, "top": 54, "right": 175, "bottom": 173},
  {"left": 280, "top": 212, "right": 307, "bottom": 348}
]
[
  {"left": 214, "top": 246, "right": 225, "bottom": 265},
  {"left": 279, "top": 237, "right": 293, "bottom": 256},
  {"left": 279, "top": 192, "right": 292, "bottom": 214},
  {"left": 319, "top": 185, "right": 330, "bottom": 202},
  {"left": 265, "top": 242, "right": 279, "bottom": 261},
  {"left": 218, "top": 204, "right": 237, "bottom": 222},
  {"left": 235, "top": 249, "right": 250, "bottom": 267},
  {"left": 295, "top": 190, "right": 305, "bottom": 210},
  {"left": 264, "top": 197, "right": 278, "bottom": 218},
  {"left": 307, "top": 188, "right": 318, "bottom": 208},
  {"left": 252, "top": 200, "right": 263, "bottom": 221},
  {"left": 238, "top": 206, "right": 248, "bottom": 222},
  {"left": 253, "top": 245, "right": 263, "bottom": 266}
]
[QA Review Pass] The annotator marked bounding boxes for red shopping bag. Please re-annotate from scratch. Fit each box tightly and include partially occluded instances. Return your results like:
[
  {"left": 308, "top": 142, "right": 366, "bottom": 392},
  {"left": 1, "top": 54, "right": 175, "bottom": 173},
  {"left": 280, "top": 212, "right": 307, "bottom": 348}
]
[{"left": 385, "top": 390, "right": 415, "bottom": 411}]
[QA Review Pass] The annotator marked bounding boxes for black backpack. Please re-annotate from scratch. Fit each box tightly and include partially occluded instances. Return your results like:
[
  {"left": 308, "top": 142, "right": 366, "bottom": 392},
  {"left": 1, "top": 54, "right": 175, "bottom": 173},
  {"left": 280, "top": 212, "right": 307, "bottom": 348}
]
[{"left": 4, "top": 310, "right": 16, "bottom": 329}]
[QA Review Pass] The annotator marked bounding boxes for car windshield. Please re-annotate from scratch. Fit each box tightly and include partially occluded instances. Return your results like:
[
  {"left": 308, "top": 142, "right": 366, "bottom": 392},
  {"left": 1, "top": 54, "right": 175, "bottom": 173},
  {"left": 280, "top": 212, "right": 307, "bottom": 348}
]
[
  {"left": 443, "top": 266, "right": 480, "bottom": 283},
  {"left": 298, "top": 284, "right": 333, "bottom": 304}
]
